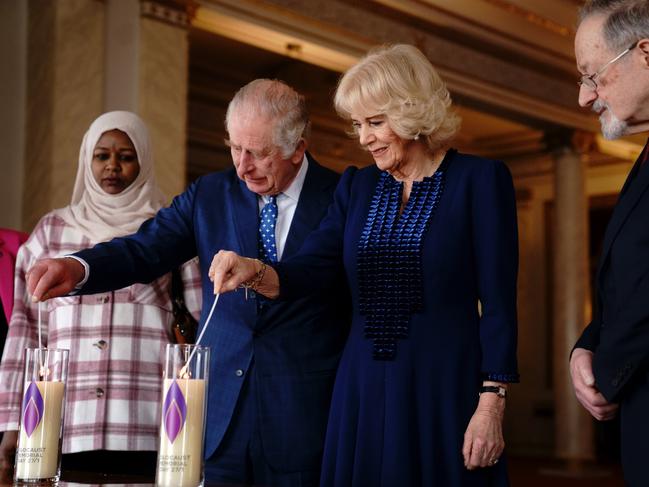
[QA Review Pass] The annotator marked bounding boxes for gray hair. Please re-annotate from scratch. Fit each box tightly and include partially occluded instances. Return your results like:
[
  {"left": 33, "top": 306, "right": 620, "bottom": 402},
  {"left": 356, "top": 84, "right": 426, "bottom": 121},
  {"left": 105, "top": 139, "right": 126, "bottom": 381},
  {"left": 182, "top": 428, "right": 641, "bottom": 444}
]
[
  {"left": 225, "top": 79, "right": 310, "bottom": 158},
  {"left": 579, "top": 0, "right": 649, "bottom": 52}
]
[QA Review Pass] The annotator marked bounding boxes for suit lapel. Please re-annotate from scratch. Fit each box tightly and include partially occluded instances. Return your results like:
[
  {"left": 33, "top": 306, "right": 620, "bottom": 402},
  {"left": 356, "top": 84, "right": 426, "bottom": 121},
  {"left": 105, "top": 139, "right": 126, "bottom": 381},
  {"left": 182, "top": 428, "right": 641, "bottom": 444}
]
[
  {"left": 598, "top": 140, "right": 649, "bottom": 271},
  {"left": 230, "top": 178, "right": 260, "bottom": 258},
  {"left": 283, "top": 155, "right": 332, "bottom": 259}
]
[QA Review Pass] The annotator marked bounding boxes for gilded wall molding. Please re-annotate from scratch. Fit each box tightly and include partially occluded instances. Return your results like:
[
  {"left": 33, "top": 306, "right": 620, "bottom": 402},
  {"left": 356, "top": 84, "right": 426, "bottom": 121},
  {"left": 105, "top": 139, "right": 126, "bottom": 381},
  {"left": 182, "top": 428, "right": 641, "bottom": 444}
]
[
  {"left": 195, "top": 0, "right": 596, "bottom": 132},
  {"left": 141, "top": 0, "right": 191, "bottom": 27},
  {"left": 373, "top": 0, "right": 576, "bottom": 72},
  {"left": 481, "top": 0, "right": 573, "bottom": 38}
]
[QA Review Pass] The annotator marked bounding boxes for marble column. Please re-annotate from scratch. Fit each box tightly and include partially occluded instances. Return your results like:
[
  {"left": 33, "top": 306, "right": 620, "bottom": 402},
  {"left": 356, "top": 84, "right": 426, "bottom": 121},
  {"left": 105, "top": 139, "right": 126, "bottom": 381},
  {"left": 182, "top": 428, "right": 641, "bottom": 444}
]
[
  {"left": 138, "top": 2, "right": 190, "bottom": 200},
  {"left": 22, "top": 0, "right": 104, "bottom": 230},
  {"left": 548, "top": 129, "right": 595, "bottom": 461},
  {"left": 106, "top": 0, "right": 191, "bottom": 199},
  {"left": 104, "top": 0, "right": 140, "bottom": 111},
  {"left": 103, "top": 0, "right": 190, "bottom": 200}
]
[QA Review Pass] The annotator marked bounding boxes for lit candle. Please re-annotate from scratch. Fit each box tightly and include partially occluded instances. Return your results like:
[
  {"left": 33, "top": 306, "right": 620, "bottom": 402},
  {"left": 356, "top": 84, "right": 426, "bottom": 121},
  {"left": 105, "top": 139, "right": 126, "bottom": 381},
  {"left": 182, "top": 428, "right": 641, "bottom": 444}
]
[
  {"left": 156, "top": 377, "right": 206, "bottom": 487},
  {"left": 14, "top": 380, "right": 65, "bottom": 481}
]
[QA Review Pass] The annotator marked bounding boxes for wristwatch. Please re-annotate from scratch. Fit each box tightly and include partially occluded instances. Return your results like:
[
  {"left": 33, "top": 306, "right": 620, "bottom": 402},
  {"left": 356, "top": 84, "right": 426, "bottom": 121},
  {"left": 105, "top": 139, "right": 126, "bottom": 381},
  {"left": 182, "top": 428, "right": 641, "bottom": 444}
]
[{"left": 479, "top": 385, "right": 507, "bottom": 398}]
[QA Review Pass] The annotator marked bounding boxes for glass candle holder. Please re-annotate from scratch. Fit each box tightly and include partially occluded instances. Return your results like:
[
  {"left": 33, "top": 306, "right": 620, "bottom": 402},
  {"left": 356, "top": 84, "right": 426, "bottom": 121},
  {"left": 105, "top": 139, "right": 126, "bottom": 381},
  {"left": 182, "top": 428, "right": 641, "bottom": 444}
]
[
  {"left": 14, "top": 348, "right": 69, "bottom": 484},
  {"left": 156, "top": 344, "right": 210, "bottom": 487}
]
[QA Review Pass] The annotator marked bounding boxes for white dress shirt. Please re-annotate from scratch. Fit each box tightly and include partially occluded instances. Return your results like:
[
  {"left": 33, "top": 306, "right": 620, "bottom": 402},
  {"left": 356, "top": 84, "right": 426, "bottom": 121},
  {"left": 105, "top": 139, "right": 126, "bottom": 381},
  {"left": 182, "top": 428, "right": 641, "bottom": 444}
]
[{"left": 258, "top": 154, "right": 309, "bottom": 261}]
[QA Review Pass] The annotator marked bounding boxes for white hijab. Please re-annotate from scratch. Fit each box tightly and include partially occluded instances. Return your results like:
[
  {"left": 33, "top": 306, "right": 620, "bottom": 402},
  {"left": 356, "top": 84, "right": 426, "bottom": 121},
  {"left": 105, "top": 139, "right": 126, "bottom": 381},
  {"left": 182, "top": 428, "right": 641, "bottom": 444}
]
[{"left": 55, "top": 111, "right": 167, "bottom": 243}]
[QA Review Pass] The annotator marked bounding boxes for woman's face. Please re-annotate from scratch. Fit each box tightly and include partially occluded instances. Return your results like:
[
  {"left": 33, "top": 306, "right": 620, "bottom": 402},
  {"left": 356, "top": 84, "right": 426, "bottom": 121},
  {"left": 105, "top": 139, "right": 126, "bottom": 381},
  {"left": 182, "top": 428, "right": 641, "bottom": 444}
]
[
  {"left": 91, "top": 129, "right": 140, "bottom": 194},
  {"left": 350, "top": 112, "right": 412, "bottom": 173}
]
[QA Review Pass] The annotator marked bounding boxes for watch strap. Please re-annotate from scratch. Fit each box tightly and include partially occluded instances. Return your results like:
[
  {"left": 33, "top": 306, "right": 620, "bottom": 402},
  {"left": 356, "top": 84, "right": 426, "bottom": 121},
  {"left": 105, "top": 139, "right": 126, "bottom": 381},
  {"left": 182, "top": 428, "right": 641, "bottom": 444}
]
[{"left": 479, "top": 385, "right": 507, "bottom": 398}]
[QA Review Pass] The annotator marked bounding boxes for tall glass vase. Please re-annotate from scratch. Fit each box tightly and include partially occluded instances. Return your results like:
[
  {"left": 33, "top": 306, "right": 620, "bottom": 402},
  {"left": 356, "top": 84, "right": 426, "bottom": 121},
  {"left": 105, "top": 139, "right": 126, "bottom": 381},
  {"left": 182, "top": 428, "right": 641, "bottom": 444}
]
[
  {"left": 156, "top": 343, "right": 210, "bottom": 487},
  {"left": 14, "top": 348, "right": 69, "bottom": 484}
]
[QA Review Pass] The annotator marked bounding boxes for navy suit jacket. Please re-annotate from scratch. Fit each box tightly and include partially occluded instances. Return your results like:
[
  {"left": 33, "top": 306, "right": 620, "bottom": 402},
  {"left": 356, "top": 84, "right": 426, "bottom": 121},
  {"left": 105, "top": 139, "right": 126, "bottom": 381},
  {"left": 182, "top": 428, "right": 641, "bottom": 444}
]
[
  {"left": 576, "top": 140, "right": 649, "bottom": 403},
  {"left": 75, "top": 155, "right": 350, "bottom": 471}
]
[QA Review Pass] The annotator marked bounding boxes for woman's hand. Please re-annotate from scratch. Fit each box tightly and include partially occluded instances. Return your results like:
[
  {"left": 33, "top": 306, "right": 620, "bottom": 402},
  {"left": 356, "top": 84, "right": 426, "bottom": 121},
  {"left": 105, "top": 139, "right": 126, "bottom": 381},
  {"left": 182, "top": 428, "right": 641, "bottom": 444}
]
[
  {"left": 462, "top": 387, "right": 506, "bottom": 470},
  {"left": 209, "top": 250, "right": 280, "bottom": 298}
]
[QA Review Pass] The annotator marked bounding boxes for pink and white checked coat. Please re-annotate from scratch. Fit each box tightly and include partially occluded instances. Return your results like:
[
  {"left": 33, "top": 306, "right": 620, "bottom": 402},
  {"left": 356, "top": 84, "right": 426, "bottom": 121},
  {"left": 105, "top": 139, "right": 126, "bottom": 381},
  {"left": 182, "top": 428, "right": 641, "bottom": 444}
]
[{"left": 0, "top": 213, "right": 202, "bottom": 453}]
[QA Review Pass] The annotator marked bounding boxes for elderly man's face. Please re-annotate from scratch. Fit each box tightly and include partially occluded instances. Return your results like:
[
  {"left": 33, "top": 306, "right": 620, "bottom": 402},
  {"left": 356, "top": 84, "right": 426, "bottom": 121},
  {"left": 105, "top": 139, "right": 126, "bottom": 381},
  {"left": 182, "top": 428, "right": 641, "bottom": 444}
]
[
  {"left": 575, "top": 14, "right": 649, "bottom": 139},
  {"left": 227, "top": 112, "right": 304, "bottom": 196}
]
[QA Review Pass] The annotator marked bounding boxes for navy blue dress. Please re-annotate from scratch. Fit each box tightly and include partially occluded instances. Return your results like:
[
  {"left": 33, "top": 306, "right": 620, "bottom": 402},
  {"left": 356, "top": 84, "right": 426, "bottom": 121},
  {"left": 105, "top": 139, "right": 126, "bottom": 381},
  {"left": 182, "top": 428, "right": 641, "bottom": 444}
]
[{"left": 276, "top": 150, "right": 519, "bottom": 486}]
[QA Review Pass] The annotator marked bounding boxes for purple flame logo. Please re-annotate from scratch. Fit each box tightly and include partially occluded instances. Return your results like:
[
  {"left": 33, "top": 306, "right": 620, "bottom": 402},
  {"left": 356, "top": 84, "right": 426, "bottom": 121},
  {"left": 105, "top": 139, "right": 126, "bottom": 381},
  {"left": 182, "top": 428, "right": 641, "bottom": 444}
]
[
  {"left": 163, "top": 380, "right": 187, "bottom": 444},
  {"left": 21, "top": 382, "right": 44, "bottom": 437}
]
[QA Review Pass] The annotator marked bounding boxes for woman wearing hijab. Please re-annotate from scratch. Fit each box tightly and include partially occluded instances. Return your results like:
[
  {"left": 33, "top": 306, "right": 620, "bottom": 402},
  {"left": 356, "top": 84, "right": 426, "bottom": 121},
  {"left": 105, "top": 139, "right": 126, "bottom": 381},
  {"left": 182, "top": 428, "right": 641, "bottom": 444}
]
[
  {"left": 210, "top": 45, "right": 518, "bottom": 486},
  {"left": 0, "top": 111, "right": 201, "bottom": 475}
]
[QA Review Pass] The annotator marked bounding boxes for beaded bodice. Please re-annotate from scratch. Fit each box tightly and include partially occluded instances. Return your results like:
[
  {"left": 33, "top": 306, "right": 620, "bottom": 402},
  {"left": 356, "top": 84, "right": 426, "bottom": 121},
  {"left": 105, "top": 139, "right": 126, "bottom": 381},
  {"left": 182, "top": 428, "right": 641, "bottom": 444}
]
[{"left": 357, "top": 168, "right": 445, "bottom": 360}]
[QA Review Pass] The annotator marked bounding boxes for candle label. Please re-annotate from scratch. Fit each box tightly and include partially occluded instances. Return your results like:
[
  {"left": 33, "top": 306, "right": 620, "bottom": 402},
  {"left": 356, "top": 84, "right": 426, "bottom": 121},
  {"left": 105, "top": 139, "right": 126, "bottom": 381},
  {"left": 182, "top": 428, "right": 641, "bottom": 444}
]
[
  {"left": 21, "top": 382, "right": 44, "bottom": 437},
  {"left": 157, "top": 378, "right": 206, "bottom": 487},
  {"left": 15, "top": 381, "right": 65, "bottom": 481},
  {"left": 163, "top": 380, "right": 187, "bottom": 444}
]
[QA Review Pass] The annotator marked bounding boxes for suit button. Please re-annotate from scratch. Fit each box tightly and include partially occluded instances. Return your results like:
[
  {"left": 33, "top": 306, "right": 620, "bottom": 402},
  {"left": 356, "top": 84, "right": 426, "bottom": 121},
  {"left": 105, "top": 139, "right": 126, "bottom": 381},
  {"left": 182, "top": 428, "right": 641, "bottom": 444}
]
[
  {"left": 235, "top": 369, "right": 244, "bottom": 377},
  {"left": 249, "top": 290, "right": 256, "bottom": 298},
  {"left": 95, "top": 388, "right": 105, "bottom": 397}
]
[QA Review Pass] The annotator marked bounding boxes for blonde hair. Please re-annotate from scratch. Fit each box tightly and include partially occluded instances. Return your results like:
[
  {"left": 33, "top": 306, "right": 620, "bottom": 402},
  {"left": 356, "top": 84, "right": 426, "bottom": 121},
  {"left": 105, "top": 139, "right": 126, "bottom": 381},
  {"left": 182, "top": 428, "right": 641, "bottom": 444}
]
[{"left": 334, "top": 44, "right": 461, "bottom": 152}]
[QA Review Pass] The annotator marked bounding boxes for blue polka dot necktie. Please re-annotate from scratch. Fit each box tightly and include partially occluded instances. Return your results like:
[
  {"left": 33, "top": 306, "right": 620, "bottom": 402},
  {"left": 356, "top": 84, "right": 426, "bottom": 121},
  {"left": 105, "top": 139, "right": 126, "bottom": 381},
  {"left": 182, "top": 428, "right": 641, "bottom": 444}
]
[{"left": 258, "top": 195, "right": 278, "bottom": 263}]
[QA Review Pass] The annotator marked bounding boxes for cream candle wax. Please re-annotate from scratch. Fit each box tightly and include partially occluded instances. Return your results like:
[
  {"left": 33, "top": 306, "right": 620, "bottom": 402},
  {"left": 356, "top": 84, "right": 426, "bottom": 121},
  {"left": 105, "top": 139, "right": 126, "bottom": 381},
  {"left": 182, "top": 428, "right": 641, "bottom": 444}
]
[
  {"left": 156, "top": 344, "right": 210, "bottom": 487},
  {"left": 14, "top": 348, "right": 69, "bottom": 484},
  {"left": 15, "top": 381, "right": 65, "bottom": 480},
  {"left": 156, "top": 378, "right": 206, "bottom": 487}
]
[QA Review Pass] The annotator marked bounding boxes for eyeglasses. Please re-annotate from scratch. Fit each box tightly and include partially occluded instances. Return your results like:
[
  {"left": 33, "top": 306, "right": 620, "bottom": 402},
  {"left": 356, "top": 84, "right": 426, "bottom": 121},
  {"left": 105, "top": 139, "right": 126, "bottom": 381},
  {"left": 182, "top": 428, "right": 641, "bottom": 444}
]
[{"left": 578, "top": 41, "right": 638, "bottom": 90}]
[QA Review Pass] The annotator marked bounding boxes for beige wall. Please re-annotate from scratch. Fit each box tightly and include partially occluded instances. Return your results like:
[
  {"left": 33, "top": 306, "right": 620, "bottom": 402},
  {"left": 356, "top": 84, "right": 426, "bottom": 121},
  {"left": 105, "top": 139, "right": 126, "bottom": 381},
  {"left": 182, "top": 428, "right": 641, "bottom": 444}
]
[{"left": 0, "top": 1, "right": 28, "bottom": 231}]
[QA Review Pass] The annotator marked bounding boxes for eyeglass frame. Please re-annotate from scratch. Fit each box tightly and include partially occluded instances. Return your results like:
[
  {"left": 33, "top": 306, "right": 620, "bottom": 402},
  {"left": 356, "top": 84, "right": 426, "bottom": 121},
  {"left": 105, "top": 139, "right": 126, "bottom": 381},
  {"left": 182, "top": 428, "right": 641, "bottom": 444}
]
[{"left": 578, "top": 40, "right": 638, "bottom": 90}]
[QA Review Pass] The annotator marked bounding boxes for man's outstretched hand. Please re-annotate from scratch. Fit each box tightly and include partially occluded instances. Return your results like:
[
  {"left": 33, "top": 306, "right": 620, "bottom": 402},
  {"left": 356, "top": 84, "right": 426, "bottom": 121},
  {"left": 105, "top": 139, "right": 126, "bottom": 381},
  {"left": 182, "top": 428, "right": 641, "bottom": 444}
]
[{"left": 26, "top": 258, "right": 85, "bottom": 301}]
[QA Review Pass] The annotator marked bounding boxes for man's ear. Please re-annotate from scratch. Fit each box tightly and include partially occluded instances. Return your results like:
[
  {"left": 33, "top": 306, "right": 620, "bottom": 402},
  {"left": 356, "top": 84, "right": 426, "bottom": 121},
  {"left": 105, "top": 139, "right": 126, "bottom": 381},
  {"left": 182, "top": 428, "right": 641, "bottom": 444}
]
[
  {"left": 291, "top": 139, "right": 307, "bottom": 164},
  {"left": 637, "top": 38, "right": 649, "bottom": 69}
]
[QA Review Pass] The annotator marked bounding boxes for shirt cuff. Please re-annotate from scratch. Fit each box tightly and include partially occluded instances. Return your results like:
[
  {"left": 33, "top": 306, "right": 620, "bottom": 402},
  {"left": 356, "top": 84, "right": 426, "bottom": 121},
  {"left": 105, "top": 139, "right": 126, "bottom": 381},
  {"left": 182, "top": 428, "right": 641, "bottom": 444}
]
[{"left": 56, "top": 255, "right": 89, "bottom": 290}]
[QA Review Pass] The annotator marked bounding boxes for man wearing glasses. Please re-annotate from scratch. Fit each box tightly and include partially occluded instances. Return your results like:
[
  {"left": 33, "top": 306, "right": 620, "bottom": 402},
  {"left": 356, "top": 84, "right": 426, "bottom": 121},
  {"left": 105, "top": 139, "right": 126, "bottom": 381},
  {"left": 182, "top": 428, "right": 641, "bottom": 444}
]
[{"left": 569, "top": 1, "right": 649, "bottom": 485}]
